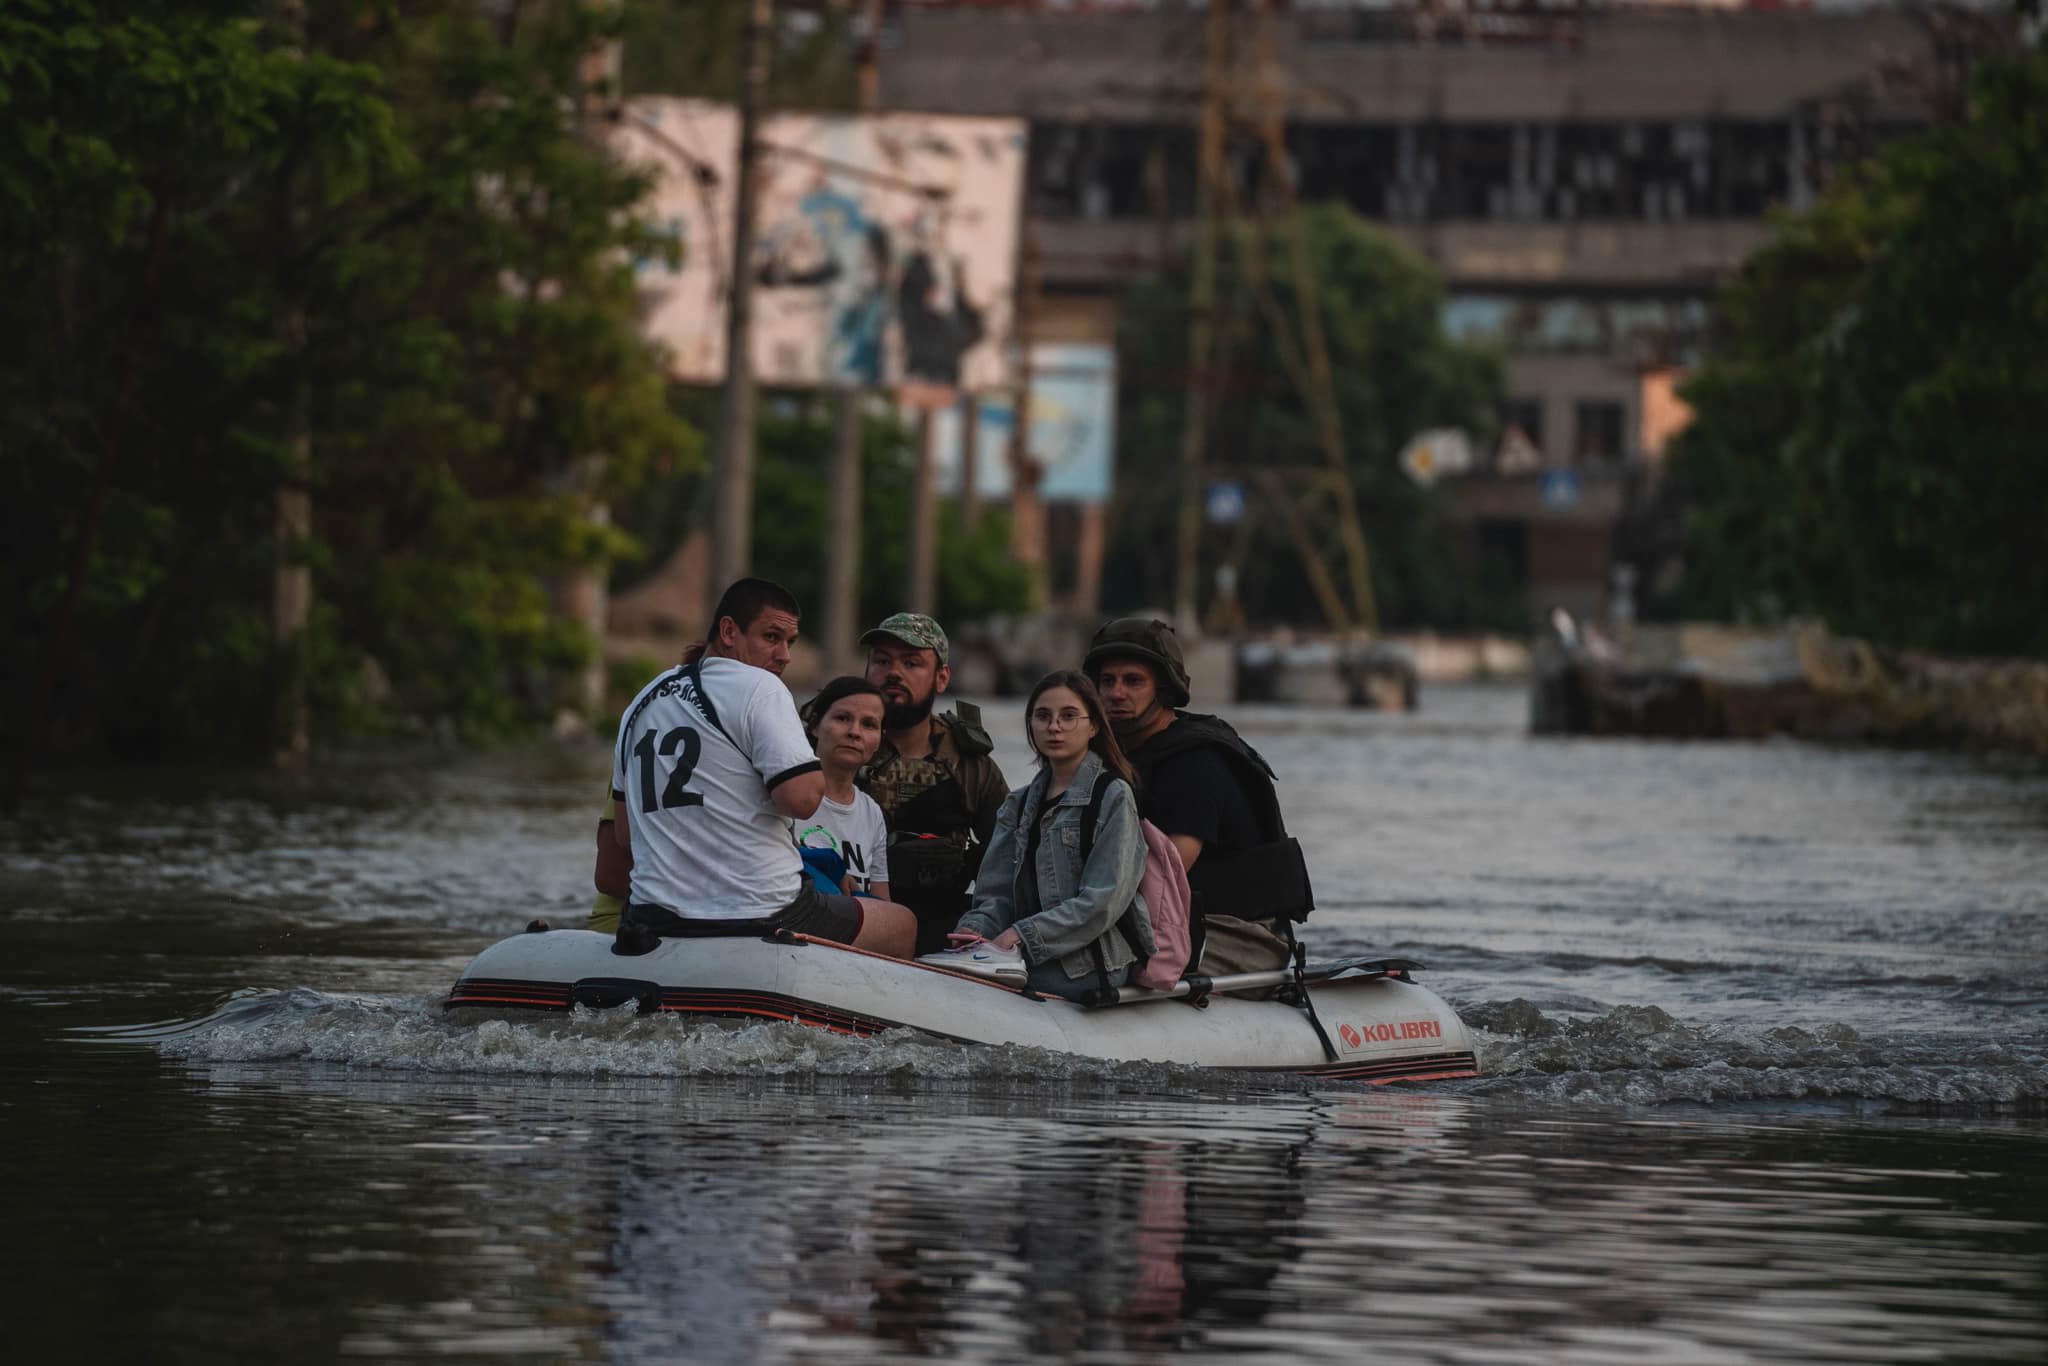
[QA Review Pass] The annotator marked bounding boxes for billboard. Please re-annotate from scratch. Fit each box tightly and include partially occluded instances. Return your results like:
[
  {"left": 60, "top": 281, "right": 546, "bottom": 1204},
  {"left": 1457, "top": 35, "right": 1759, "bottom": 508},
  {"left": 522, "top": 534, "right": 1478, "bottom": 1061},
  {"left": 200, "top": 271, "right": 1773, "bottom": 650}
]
[
  {"left": 613, "top": 98, "right": 1026, "bottom": 401},
  {"left": 932, "top": 342, "right": 1116, "bottom": 504}
]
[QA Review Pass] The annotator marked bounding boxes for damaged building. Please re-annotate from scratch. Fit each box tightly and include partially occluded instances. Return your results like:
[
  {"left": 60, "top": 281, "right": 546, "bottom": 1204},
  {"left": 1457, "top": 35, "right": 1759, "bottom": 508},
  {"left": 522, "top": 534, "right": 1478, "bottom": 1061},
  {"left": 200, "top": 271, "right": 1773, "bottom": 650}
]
[{"left": 881, "top": 0, "right": 1958, "bottom": 623}]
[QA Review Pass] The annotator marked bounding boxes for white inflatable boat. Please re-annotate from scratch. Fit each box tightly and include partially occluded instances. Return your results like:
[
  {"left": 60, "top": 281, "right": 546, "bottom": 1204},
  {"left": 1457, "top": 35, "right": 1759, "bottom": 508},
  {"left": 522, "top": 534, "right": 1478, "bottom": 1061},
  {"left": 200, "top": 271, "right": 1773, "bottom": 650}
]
[{"left": 445, "top": 927, "right": 1478, "bottom": 1083}]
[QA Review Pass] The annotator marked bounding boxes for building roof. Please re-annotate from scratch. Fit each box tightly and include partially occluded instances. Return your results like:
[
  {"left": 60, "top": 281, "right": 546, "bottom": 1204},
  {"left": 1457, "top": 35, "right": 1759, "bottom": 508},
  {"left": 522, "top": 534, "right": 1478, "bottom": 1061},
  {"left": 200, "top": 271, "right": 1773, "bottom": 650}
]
[{"left": 883, "top": 7, "right": 1937, "bottom": 124}]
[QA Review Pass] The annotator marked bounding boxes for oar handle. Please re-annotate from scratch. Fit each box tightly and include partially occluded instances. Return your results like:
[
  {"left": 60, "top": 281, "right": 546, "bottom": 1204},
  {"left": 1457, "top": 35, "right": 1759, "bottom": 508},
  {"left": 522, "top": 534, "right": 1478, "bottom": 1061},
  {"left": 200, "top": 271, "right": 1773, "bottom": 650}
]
[
  {"left": 1082, "top": 957, "right": 1418, "bottom": 1009},
  {"left": 1084, "top": 968, "right": 1303, "bottom": 1009}
]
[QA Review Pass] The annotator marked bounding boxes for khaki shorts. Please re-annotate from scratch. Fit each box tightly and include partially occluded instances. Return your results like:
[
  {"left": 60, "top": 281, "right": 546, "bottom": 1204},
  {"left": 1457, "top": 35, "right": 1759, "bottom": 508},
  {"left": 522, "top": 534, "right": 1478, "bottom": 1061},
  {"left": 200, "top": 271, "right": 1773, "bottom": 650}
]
[{"left": 1199, "top": 914, "right": 1293, "bottom": 976}]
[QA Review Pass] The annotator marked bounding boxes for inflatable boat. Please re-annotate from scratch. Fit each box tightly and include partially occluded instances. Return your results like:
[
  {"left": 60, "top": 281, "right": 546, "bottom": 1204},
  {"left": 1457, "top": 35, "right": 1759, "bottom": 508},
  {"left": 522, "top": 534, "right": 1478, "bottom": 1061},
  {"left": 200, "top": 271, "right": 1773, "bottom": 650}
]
[{"left": 445, "top": 927, "right": 1478, "bottom": 1083}]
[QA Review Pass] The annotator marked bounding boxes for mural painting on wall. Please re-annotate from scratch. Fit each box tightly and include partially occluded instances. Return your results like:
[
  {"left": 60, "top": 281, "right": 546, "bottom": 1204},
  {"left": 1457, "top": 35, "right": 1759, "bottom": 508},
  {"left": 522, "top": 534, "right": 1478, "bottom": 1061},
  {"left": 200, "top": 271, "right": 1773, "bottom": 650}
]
[{"left": 613, "top": 98, "right": 1025, "bottom": 406}]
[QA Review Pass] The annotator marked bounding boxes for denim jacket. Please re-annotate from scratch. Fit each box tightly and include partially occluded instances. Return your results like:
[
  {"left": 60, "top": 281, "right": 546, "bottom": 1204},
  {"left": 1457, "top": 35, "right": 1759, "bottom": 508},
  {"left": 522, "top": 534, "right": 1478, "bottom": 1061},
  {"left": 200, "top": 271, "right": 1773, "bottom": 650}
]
[{"left": 958, "top": 750, "right": 1153, "bottom": 982}]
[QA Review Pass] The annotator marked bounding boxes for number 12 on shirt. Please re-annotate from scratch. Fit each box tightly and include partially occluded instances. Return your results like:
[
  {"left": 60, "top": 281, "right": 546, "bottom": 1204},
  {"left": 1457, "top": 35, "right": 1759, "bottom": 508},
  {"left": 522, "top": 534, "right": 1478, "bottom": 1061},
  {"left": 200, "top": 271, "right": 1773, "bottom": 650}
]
[{"left": 631, "top": 725, "right": 704, "bottom": 813}]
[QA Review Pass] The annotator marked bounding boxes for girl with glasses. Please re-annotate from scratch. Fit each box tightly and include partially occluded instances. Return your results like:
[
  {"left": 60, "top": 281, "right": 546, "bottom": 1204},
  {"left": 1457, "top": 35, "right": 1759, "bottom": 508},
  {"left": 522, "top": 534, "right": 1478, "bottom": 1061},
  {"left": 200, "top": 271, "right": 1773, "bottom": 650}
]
[{"left": 950, "top": 671, "right": 1155, "bottom": 1001}]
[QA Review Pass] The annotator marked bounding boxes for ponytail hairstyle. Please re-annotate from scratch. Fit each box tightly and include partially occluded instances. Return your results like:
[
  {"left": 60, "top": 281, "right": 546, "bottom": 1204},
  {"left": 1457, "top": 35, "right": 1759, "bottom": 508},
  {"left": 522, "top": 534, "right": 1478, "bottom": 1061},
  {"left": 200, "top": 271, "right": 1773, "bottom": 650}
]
[{"left": 1024, "top": 669, "right": 1137, "bottom": 790}]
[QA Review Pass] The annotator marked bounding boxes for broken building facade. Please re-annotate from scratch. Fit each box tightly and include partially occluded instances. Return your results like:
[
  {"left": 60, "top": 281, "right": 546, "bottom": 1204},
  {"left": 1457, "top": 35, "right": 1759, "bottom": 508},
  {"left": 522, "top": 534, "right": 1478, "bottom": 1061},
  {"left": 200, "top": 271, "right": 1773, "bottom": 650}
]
[{"left": 882, "top": 1, "right": 1949, "bottom": 624}]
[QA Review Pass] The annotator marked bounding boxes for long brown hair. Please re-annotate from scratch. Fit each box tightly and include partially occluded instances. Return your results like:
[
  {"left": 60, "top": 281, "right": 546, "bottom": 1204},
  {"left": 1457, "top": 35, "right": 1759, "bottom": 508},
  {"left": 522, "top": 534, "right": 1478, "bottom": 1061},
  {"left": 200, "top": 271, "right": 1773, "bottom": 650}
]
[{"left": 1025, "top": 670, "right": 1137, "bottom": 790}]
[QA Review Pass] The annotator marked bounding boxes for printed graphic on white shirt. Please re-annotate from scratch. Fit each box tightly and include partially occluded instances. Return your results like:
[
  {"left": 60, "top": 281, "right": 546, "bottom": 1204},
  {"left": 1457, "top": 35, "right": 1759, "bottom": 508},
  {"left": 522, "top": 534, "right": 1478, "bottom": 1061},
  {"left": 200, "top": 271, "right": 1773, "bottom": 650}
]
[
  {"left": 612, "top": 657, "right": 820, "bottom": 918},
  {"left": 792, "top": 790, "right": 891, "bottom": 894}
]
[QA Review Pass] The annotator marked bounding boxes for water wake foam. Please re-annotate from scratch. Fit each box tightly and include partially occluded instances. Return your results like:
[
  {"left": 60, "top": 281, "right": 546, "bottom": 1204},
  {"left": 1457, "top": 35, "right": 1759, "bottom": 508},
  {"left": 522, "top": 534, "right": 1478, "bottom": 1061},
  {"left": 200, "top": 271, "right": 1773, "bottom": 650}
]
[
  {"left": 85, "top": 986, "right": 2048, "bottom": 1113},
  {"left": 119, "top": 988, "right": 1219, "bottom": 1089},
  {"left": 1464, "top": 998, "right": 2048, "bottom": 1113}
]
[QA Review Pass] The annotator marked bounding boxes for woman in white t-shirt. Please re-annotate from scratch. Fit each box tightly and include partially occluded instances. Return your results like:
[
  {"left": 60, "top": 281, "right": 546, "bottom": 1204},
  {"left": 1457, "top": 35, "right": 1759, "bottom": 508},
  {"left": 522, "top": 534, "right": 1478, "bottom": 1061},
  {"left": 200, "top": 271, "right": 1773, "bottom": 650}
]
[{"left": 794, "top": 676, "right": 892, "bottom": 899}]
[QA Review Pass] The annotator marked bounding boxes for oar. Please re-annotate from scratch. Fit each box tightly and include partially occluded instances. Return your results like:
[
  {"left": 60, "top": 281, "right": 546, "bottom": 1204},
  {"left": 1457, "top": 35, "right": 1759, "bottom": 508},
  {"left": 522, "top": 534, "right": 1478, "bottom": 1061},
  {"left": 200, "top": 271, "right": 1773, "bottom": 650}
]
[{"left": 1083, "top": 956, "right": 1422, "bottom": 1009}]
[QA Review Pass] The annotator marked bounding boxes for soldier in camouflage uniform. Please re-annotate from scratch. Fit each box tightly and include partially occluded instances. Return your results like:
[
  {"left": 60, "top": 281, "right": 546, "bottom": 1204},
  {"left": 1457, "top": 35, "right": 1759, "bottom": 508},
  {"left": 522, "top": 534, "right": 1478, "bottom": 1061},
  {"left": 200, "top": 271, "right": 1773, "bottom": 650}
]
[{"left": 857, "top": 613, "right": 1010, "bottom": 955}]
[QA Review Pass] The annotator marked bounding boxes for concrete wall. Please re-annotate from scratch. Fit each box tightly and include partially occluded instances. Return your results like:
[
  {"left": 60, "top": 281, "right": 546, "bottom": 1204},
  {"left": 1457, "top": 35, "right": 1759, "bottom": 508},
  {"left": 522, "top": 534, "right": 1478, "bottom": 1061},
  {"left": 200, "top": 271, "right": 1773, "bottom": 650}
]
[
  {"left": 1030, "top": 216, "right": 1776, "bottom": 290},
  {"left": 882, "top": 10, "right": 1931, "bottom": 124}
]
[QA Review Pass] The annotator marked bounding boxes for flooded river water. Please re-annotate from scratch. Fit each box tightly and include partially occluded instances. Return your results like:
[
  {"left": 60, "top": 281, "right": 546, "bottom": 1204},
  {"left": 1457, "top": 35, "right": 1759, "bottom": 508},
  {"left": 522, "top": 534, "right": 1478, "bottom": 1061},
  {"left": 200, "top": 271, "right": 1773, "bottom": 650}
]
[{"left": 3, "top": 684, "right": 2045, "bottom": 1361}]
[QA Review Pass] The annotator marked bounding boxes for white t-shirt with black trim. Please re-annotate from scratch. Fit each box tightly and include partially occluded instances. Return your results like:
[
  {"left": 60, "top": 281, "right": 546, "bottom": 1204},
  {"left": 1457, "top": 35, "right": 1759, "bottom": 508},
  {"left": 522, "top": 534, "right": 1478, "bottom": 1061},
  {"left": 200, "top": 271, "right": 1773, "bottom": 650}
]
[
  {"left": 612, "top": 657, "right": 820, "bottom": 919},
  {"left": 792, "top": 791, "right": 891, "bottom": 895}
]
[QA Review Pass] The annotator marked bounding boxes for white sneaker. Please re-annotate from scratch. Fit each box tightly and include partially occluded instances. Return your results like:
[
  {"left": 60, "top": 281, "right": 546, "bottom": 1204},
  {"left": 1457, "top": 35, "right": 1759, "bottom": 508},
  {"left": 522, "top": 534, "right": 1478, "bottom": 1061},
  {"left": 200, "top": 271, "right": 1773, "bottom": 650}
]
[{"left": 918, "top": 941, "right": 1028, "bottom": 986}]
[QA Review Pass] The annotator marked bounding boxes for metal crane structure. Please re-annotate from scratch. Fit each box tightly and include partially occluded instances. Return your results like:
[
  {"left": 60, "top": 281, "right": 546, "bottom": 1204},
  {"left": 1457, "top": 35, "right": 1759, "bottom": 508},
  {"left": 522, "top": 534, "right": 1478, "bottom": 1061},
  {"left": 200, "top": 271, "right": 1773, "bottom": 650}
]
[{"left": 899, "top": 0, "right": 1385, "bottom": 636}]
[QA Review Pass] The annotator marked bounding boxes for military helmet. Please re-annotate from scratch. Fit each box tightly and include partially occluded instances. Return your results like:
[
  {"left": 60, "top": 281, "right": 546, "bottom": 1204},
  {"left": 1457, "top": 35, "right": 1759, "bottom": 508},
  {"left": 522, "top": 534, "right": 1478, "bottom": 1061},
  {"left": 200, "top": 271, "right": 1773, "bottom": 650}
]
[{"left": 1084, "top": 617, "right": 1191, "bottom": 709}]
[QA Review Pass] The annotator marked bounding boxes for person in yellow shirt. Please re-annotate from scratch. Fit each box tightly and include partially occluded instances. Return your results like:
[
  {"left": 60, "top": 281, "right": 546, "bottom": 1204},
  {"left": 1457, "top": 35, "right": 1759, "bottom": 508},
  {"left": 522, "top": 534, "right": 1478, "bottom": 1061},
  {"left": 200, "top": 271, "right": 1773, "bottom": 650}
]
[{"left": 590, "top": 795, "right": 627, "bottom": 933}]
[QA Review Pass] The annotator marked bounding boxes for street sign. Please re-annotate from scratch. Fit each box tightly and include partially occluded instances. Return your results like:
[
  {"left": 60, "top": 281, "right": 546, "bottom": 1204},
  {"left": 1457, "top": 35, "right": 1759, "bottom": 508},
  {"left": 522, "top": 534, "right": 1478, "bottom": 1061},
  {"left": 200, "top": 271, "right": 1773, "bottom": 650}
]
[
  {"left": 1399, "top": 429, "right": 1475, "bottom": 485},
  {"left": 1541, "top": 469, "right": 1581, "bottom": 507},
  {"left": 1496, "top": 425, "right": 1543, "bottom": 474},
  {"left": 1205, "top": 481, "right": 1247, "bottom": 525}
]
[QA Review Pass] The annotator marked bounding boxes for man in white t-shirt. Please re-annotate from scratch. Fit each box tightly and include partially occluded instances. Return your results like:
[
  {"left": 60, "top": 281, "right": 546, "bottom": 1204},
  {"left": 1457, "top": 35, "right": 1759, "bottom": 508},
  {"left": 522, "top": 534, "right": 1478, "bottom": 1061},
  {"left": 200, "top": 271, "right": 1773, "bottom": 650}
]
[{"left": 610, "top": 578, "right": 916, "bottom": 957}]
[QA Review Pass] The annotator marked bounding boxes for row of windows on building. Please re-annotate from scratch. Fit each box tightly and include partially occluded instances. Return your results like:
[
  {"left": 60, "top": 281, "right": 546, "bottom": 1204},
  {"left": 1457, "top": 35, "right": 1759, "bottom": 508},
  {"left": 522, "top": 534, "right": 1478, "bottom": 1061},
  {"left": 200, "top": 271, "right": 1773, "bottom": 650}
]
[
  {"left": 1502, "top": 396, "right": 1630, "bottom": 467},
  {"left": 1031, "top": 117, "right": 1910, "bottom": 225},
  {"left": 1445, "top": 294, "right": 1709, "bottom": 363}
]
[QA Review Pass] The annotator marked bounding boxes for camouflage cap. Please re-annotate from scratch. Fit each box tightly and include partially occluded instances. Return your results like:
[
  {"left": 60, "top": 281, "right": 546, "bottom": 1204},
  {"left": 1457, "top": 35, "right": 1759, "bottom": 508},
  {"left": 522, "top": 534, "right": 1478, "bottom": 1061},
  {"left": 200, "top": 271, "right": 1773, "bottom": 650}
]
[{"left": 859, "top": 612, "right": 949, "bottom": 666}]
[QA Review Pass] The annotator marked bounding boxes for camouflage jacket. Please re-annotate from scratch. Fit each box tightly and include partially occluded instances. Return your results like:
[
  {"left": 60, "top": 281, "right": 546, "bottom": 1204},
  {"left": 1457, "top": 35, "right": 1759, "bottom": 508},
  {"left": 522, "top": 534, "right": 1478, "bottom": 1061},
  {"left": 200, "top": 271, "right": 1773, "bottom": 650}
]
[{"left": 859, "top": 702, "right": 1009, "bottom": 864}]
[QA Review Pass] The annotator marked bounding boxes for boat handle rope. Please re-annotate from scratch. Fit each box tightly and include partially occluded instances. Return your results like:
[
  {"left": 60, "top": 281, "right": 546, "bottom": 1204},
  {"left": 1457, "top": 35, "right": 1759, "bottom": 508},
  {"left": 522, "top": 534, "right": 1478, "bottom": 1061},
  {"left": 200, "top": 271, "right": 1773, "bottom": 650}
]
[{"left": 1278, "top": 929, "right": 1341, "bottom": 1064}]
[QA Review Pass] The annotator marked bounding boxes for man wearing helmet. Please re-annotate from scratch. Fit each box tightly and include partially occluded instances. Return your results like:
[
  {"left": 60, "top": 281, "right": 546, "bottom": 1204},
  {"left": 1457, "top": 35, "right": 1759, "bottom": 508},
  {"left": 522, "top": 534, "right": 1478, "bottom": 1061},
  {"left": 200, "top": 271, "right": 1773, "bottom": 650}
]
[
  {"left": 858, "top": 612, "right": 1011, "bottom": 955},
  {"left": 1086, "top": 618, "right": 1313, "bottom": 976}
]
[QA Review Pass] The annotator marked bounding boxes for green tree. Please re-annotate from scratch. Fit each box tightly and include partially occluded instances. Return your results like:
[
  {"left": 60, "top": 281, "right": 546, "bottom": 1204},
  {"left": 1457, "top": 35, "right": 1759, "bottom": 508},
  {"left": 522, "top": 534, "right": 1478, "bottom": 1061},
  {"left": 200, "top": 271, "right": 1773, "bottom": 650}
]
[
  {"left": 1110, "top": 204, "right": 1503, "bottom": 629},
  {"left": 1666, "top": 52, "right": 2048, "bottom": 657},
  {"left": 610, "top": 390, "right": 1033, "bottom": 632},
  {"left": 621, "top": 0, "right": 862, "bottom": 109},
  {"left": 747, "top": 399, "right": 1034, "bottom": 630},
  {"left": 1, "top": 1, "right": 693, "bottom": 764}
]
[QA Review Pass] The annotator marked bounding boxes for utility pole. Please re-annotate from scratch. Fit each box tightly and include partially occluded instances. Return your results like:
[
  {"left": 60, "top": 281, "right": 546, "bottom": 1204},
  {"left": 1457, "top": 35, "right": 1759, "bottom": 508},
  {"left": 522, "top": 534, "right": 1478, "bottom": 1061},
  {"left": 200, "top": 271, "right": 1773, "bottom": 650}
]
[
  {"left": 1247, "top": 0, "right": 1377, "bottom": 635},
  {"left": 1007, "top": 231, "right": 1047, "bottom": 608},
  {"left": 1174, "top": 0, "right": 1230, "bottom": 634},
  {"left": 554, "top": 22, "right": 624, "bottom": 718},
  {"left": 274, "top": 0, "right": 312, "bottom": 770},
  {"left": 958, "top": 392, "right": 982, "bottom": 527},
  {"left": 908, "top": 408, "right": 937, "bottom": 614},
  {"left": 823, "top": 0, "right": 882, "bottom": 670},
  {"left": 826, "top": 389, "right": 864, "bottom": 663},
  {"left": 710, "top": 0, "right": 775, "bottom": 598},
  {"left": 275, "top": 316, "right": 312, "bottom": 771}
]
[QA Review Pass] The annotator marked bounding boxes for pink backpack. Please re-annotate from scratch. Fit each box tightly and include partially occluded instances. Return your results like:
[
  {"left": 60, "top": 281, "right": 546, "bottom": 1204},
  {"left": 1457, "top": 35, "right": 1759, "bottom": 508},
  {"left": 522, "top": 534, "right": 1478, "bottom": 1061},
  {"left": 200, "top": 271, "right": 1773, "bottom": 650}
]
[
  {"left": 1081, "top": 774, "right": 1194, "bottom": 992},
  {"left": 1131, "top": 816, "right": 1194, "bottom": 990}
]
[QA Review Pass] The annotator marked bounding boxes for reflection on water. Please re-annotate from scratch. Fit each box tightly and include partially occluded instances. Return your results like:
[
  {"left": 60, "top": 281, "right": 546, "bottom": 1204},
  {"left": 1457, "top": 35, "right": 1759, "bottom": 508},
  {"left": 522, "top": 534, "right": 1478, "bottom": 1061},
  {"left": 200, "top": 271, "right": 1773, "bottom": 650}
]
[
  {"left": 4, "top": 1061, "right": 2043, "bottom": 1363},
  {"left": 5, "top": 685, "right": 2048, "bottom": 1359}
]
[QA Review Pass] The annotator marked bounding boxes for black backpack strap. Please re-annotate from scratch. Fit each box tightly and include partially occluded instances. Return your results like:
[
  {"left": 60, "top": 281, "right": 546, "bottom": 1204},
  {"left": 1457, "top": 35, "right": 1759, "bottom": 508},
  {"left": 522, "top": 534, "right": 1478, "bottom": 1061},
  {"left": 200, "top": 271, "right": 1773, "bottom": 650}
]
[
  {"left": 1089, "top": 938, "right": 1117, "bottom": 1004},
  {"left": 681, "top": 660, "right": 737, "bottom": 749},
  {"left": 1077, "top": 771, "right": 1115, "bottom": 865},
  {"left": 1021, "top": 785, "right": 1045, "bottom": 867}
]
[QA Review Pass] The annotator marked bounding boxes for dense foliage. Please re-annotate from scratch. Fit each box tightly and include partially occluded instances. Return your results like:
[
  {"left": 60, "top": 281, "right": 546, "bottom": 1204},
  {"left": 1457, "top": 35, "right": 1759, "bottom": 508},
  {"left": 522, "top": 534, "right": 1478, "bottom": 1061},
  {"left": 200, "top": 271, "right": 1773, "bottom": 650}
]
[
  {"left": 1665, "top": 53, "right": 2048, "bottom": 658},
  {"left": 611, "top": 391, "right": 1034, "bottom": 631},
  {"left": 1108, "top": 205, "right": 1505, "bottom": 629},
  {"left": 621, "top": 0, "right": 863, "bottom": 110},
  {"left": 1, "top": 0, "right": 693, "bottom": 761},
  {"left": 751, "top": 402, "right": 1035, "bottom": 630}
]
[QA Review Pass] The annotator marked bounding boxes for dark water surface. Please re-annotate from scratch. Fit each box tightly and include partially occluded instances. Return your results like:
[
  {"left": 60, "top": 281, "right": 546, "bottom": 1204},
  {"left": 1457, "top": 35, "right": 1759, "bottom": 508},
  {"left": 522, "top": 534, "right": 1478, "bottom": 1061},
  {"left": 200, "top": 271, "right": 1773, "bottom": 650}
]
[{"left": 4, "top": 685, "right": 2046, "bottom": 1362}]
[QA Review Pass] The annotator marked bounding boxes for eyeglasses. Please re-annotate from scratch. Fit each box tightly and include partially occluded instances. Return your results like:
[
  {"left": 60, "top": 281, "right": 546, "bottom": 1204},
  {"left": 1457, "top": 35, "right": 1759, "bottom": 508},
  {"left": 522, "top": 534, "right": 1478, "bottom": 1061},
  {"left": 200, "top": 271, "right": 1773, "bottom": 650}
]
[{"left": 1031, "top": 708, "right": 1089, "bottom": 730}]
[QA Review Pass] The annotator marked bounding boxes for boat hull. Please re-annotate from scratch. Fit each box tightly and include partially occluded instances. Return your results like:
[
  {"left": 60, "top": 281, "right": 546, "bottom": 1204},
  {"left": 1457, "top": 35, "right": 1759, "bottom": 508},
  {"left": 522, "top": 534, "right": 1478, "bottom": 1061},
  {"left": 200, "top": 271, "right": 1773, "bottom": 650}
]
[{"left": 446, "top": 929, "right": 1478, "bottom": 1083}]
